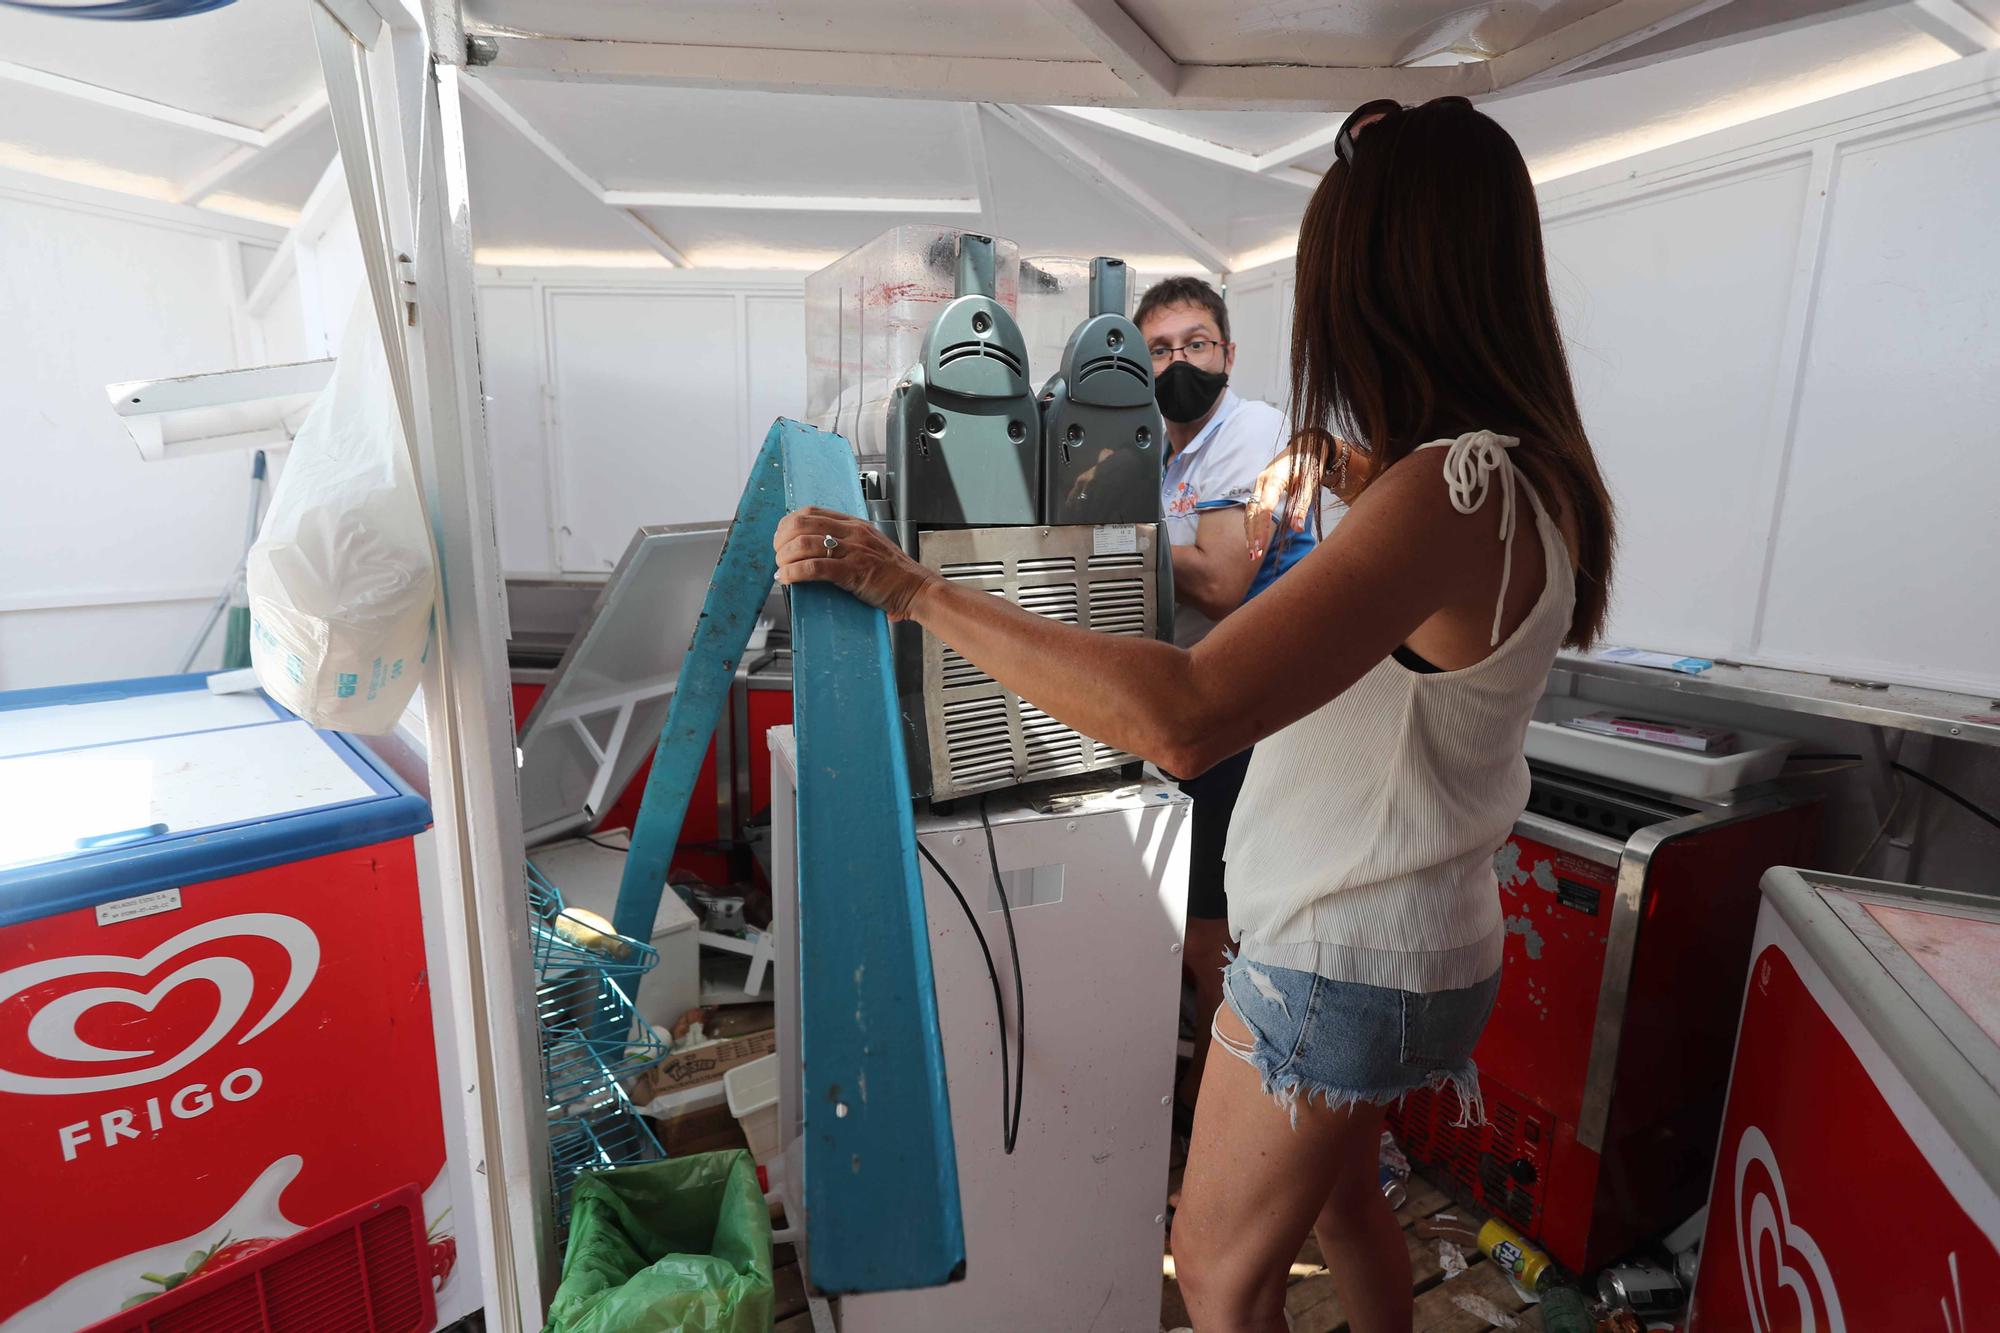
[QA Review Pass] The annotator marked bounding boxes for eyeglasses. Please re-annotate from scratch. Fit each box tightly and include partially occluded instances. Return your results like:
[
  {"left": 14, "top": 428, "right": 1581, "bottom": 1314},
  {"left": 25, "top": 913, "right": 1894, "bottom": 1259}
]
[
  {"left": 1333, "top": 95, "right": 1473, "bottom": 166},
  {"left": 1149, "top": 338, "right": 1224, "bottom": 367}
]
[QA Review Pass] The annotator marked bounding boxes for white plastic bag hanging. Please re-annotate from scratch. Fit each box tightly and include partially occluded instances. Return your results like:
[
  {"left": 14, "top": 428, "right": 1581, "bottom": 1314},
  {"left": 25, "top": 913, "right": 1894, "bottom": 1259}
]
[{"left": 248, "top": 296, "right": 436, "bottom": 734}]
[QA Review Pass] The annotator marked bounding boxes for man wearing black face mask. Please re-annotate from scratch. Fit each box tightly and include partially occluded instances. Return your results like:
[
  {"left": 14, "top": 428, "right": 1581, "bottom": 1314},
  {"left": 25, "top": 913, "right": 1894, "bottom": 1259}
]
[{"left": 1134, "top": 276, "right": 1322, "bottom": 1126}]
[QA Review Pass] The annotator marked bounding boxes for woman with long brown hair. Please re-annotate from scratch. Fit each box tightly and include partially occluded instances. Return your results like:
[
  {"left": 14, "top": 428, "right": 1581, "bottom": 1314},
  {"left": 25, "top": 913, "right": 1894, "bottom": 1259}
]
[{"left": 773, "top": 96, "right": 1614, "bottom": 1332}]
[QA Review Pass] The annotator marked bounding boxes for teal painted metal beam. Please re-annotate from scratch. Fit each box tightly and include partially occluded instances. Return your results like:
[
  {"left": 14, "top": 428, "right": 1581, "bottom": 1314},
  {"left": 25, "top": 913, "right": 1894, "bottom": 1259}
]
[{"left": 613, "top": 418, "right": 964, "bottom": 1294}]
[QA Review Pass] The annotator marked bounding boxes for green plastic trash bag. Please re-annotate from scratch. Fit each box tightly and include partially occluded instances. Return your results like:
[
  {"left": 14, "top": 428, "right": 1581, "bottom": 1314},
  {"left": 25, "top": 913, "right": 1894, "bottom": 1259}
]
[{"left": 545, "top": 1151, "right": 774, "bottom": 1333}]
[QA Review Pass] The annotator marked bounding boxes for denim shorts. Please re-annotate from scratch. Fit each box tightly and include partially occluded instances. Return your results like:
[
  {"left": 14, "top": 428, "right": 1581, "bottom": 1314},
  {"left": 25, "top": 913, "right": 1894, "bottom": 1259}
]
[{"left": 1213, "top": 956, "right": 1501, "bottom": 1126}]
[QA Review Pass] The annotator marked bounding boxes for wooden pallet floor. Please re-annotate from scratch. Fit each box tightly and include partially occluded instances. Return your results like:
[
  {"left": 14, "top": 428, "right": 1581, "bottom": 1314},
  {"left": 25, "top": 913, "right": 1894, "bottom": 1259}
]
[{"left": 652, "top": 1101, "right": 1535, "bottom": 1333}]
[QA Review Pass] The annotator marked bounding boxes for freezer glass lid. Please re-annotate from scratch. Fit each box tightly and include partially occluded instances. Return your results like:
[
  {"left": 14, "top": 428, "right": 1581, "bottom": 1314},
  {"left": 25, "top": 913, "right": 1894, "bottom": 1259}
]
[
  {"left": 517, "top": 523, "right": 730, "bottom": 842},
  {"left": 1863, "top": 899, "right": 2000, "bottom": 1053},
  {"left": 0, "top": 721, "right": 376, "bottom": 873}
]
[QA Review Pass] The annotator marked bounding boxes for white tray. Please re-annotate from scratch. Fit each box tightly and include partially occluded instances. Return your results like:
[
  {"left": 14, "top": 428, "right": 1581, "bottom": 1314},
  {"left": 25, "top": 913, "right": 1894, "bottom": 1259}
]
[{"left": 1524, "top": 697, "right": 1796, "bottom": 801}]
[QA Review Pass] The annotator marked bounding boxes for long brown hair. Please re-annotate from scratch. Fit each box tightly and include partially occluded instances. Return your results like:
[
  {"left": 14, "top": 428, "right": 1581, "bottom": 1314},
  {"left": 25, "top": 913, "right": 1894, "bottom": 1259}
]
[{"left": 1287, "top": 97, "right": 1615, "bottom": 647}]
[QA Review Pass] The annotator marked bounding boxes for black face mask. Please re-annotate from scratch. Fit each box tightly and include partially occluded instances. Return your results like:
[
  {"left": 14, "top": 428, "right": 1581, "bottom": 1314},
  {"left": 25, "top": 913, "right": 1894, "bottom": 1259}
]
[{"left": 1154, "top": 360, "right": 1228, "bottom": 424}]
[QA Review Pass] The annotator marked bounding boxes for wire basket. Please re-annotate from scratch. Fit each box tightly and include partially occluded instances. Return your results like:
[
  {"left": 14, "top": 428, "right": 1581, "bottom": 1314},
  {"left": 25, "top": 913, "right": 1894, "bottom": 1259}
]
[
  {"left": 547, "top": 1099, "right": 665, "bottom": 1224},
  {"left": 526, "top": 862, "right": 661, "bottom": 980},
  {"left": 541, "top": 994, "right": 670, "bottom": 1108},
  {"left": 527, "top": 856, "right": 674, "bottom": 1233}
]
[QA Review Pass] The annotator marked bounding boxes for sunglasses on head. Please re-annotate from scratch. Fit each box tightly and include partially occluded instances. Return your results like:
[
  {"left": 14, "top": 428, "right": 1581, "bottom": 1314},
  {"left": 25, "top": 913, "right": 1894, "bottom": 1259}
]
[{"left": 1333, "top": 95, "right": 1474, "bottom": 166}]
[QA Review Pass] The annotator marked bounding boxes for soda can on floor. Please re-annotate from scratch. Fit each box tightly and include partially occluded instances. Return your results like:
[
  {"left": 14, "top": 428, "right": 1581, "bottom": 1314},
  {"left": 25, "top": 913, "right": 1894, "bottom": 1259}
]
[{"left": 1600, "top": 1262, "right": 1686, "bottom": 1315}]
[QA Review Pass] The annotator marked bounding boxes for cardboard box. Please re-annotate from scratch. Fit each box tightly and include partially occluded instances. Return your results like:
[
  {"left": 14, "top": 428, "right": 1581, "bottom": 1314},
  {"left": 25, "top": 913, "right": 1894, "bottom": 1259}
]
[{"left": 634, "top": 1028, "right": 779, "bottom": 1102}]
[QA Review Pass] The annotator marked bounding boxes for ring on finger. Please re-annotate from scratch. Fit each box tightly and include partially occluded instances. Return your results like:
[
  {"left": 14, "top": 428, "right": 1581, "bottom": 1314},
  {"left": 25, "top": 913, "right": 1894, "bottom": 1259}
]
[{"left": 822, "top": 534, "right": 840, "bottom": 556}]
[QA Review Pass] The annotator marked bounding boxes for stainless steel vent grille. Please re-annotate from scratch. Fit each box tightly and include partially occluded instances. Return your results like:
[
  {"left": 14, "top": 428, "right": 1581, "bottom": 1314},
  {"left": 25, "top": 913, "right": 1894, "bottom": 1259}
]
[{"left": 918, "top": 524, "right": 1157, "bottom": 800}]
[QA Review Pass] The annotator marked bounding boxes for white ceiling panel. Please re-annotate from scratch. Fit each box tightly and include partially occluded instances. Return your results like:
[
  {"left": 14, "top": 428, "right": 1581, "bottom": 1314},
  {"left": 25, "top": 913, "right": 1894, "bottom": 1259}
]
[
  {"left": 1122, "top": 0, "right": 1624, "bottom": 66},
  {"left": 216, "top": 118, "right": 339, "bottom": 212},
  {"left": 465, "top": 0, "right": 1085, "bottom": 59},
  {"left": 493, "top": 80, "right": 979, "bottom": 197},
  {"left": 463, "top": 105, "right": 680, "bottom": 262},
  {"left": 1043, "top": 112, "right": 1310, "bottom": 248},
  {"left": 980, "top": 108, "right": 1206, "bottom": 272},
  {"left": 1488, "top": 7, "right": 1958, "bottom": 183},
  {"left": 0, "top": 1, "right": 318, "bottom": 129},
  {"left": 1109, "top": 107, "right": 1340, "bottom": 157},
  {"left": 0, "top": 79, "right": 232, "bottom": 193}
]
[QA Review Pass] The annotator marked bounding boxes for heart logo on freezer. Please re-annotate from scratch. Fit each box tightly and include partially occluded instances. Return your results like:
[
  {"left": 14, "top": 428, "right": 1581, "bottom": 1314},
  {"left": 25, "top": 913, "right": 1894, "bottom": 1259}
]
[
  {"left": 1735, "top": 1125, "right": 1846, "bottom": 1333},
  {"left": 0, "top": 914, "right": 319, "bottom": 1095}
]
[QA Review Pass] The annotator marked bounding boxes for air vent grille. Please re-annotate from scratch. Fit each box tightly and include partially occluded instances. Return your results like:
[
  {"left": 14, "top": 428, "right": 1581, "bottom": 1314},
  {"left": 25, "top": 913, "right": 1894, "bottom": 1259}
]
[
  {"left": 918, "top": 525, "right": 1161, "bottom": 800},
  {"left": 937, "top": 340, "right": 1025, "bottom": 377},
  {"left": 97, "top": 1187, "right": 433, "bottom": 1333}
]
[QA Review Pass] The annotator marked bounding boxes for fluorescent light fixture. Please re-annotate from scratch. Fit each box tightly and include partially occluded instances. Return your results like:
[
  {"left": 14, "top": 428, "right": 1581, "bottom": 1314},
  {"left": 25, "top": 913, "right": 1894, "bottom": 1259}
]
[
  {"left": 201, "top": 193, "right": 303, "bottom": 228},
  {"left": 0, "top": 141, "right": 178, "bottom": 201},
  {"left": 1230, "top": 239, "right": 1301, "bottom": 274},
  {"left": 473, "top": 246, "right": 674, "bottom": 269},
  {"left": 1527, "top": 37, "right": 1957, "bottom": 183},
  {"left": 680, "top": 245, "right": 847, "bottom": 271}
]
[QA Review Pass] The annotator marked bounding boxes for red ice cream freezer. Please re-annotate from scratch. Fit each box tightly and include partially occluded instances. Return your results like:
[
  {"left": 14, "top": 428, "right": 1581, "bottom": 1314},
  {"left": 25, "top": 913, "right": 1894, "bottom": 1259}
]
[
  {"left": 1389, "top": 766, "right": 1820, "bottom": 1274},
  {"left": 1688, "top": 867, "right": 2000, "bottom": 1330},
  {"left": 0, "top": 675, "right": 479, "bottom": 1332}
]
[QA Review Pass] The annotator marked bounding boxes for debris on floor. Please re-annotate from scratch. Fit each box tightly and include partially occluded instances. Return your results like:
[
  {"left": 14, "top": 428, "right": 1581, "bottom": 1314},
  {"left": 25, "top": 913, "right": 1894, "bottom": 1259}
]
[{"left": 1448, "top": 1290, "right": 1521, "bottom": 1327}]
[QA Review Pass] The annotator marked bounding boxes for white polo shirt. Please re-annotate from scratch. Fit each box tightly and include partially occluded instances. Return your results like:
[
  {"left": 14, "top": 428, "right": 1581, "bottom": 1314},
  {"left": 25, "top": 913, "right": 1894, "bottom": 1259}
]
[{"left": 1162, "top": 389, "right": 1301, "bottom": 646}]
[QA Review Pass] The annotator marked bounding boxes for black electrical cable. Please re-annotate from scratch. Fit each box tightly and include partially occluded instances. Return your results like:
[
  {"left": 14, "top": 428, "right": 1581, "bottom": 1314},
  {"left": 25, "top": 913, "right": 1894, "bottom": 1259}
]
[
  {"left": 1784, "top": 754, "right": 2000, "bottom": 833},
  {"left": 916, "top": 840, "right": 1017, "bottom": 1154},
  {"left": 979, "top": 793, "right": 1027, "bottom": 1154},
  {"left": 1892, "top": 762, "right": 2000, "bottom": 833}
]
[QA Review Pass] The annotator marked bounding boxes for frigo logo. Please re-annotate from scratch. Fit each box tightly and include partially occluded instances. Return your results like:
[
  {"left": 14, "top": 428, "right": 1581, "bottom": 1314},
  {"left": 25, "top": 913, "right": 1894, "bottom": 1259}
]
[{"left": 0, "top": 914, "right": 320, "bottom": 1097}]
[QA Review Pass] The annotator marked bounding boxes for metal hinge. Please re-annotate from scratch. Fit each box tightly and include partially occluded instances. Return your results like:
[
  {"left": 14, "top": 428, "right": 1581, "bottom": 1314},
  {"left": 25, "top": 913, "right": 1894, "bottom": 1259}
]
[{"left": 396, "top": 254, "right": 418, "bottom": 326}]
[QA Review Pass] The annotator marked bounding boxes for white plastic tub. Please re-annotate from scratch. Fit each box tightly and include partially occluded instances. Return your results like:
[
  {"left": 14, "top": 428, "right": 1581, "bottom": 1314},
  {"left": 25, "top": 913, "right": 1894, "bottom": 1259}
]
[
  {"left": 725, "top": 1053, "right": 781, "bottom": 1166},
  {"left": 1524, "top": 696, "right": 1796, "bottom": 800}
]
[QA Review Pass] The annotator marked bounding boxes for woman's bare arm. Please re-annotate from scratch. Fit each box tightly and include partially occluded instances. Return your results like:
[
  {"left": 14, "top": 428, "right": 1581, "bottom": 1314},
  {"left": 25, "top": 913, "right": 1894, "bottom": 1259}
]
[{"left": 774, "top": 453, "right": 1510, "bottom": 776}]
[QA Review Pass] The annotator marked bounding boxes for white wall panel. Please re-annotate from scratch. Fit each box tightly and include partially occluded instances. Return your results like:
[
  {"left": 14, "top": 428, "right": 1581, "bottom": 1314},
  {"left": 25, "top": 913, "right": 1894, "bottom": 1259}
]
[
  {"left": 1221, "top": 276, "right": 1282, "bottom": 407},
  {"left": 1756, "top": 108, "right": 2000, "bottom": 695},
  {"left": 1544, "top": 159, "right": 1811, "bottom": 661},
  {"left": 743, "top": 294, "right": 808, "bottom": 464},
  {"left": 474, "top": 284, "right": 554, "bottom": 573},
  {"left": 547, "top": 290, "right": 744, "bottom": 570},
  {"left": 0, "top": 191, "right": 254, "bottom": 689}
]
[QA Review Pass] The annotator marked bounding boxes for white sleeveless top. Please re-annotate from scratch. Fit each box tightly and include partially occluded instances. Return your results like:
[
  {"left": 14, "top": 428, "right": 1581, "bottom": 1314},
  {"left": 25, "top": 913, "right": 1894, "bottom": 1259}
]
[{"left": 1221, "top": 431, "right": 1576, "bottom": 994}]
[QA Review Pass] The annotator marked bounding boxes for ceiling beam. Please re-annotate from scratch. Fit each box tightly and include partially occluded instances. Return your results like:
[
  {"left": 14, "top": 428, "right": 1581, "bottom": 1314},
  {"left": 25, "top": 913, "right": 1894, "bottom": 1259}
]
[
  {"left": 1486, "top": 0, "right": 1908, "bottom": 97},
  {"left": 1036, "top": 0, "right": 1180, "bottom": 99},
  {"left": 1906, "top": 0, "right": 2000, "bottom": 54},
  {"left": 0, "top": 60, "right": 269, "bottom": 145},
  {"left": 178, "top": 90, "right": 332, "bottom": 207},
  {"left": 1489, "top": 0, "right": 1742, "bottom": 90},
  {"left": 474, "top": 33, "right": 1486, "bottom": 111},
  {"left": 457, "top": 75, "right": 690, "bottom": 266},
  {"left": 960, "top": 102, "right": 997, "bottom": 236},
  {"left": 1046, "top": 105, "right": 1321, "bottom": 188},
  {"left": 1254, "top": 122, "right": 1347, "bottom": 173},
  {"left": 616, "top": 210, "right": 695, "bottom": 269},
  {"left": 600, "top": 190, "right": 980, "bottom": 213},
  {"left": 470, "top": 0, "right": 1737, "bottom": 112},
  {"left": 986, "top": 104, "right": 1231, "bottom": 273}
]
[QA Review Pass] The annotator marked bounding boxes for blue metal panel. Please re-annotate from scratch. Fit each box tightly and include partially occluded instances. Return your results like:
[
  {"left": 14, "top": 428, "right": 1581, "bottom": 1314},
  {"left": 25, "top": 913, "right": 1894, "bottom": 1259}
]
[{"left": 613, "top": 418, "right": 964, "bottom": 1294}]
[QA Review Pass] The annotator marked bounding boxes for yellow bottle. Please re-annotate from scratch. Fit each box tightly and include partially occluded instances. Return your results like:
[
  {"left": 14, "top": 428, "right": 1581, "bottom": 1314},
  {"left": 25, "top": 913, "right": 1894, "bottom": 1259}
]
[{"left": 1476, "top": 1218, "right": 1554, "bottom": 1290}]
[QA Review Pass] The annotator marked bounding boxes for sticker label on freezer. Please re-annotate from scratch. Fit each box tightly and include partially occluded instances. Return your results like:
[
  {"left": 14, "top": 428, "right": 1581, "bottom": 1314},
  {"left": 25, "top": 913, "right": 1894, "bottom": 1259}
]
[
  {"left": 92, "top": 889, "right": 182, "bottom": 927},
  {"left": 1092, "top": 524, "right": 1138, "bottom": 556},
  {"left": 1556, "top": 879, "right": 1601, "bottom": 916}
]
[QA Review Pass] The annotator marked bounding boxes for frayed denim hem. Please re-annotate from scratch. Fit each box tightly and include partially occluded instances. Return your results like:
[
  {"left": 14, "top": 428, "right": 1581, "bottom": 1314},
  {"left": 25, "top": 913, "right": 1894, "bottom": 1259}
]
[
  {"left": 1262, "top": 1060, "right": 1488, "bottom": 1131},
  {"left": 1213, "top": 1013, "right": 1488, "bottom": 1131}
]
